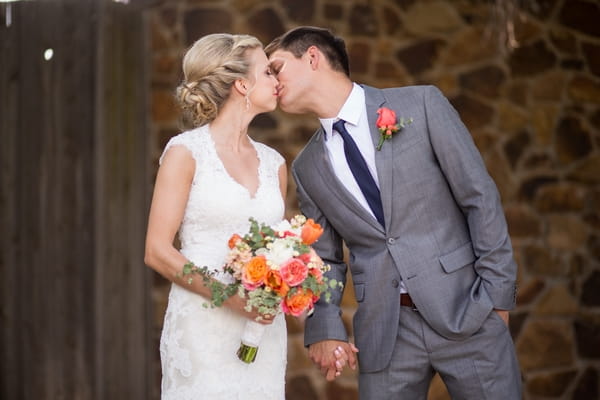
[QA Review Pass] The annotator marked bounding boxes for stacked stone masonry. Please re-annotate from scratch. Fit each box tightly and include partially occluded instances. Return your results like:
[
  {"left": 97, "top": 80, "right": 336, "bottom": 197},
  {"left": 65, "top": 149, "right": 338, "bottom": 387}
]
[{"left": 149, "top": 1, "right": 600, "bottom": 399}]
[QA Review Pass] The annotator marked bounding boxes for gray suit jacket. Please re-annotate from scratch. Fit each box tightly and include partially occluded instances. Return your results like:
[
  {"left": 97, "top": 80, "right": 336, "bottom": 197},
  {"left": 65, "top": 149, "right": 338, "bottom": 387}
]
[{"left": 293, "top": 85, "right": 517, "bottom": 373}]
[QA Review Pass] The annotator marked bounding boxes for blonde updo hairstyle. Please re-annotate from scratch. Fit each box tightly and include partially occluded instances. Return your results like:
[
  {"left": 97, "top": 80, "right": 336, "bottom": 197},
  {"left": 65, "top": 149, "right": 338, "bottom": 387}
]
[{"left": 176, "top": 33, "right": 263, "bottom": 127}]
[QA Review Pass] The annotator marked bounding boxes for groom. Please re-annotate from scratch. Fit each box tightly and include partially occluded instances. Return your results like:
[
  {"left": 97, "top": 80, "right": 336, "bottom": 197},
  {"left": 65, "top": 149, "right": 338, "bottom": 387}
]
[{"left": 266, "top": 27, "right": 521, "bottom": 399}]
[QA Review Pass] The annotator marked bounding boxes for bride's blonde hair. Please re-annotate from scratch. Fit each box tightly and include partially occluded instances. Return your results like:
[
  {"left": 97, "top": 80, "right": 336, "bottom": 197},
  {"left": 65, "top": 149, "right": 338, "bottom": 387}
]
[{"left": 176, "top": 33, "right": 262, "bottom": 127}]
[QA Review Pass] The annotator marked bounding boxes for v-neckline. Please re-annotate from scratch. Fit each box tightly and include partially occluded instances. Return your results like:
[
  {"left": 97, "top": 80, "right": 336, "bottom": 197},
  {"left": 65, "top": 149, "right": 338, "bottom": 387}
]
[{"left": 206, "top": 129, "right": 262, "bottom": 199}]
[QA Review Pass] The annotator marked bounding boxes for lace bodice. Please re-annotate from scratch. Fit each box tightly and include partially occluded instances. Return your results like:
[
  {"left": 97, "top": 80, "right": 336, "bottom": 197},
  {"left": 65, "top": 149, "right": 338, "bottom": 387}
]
[
  {"left": 158, "top": 125, "right": 287, "bottom": 399},
  {"left": 161, "top": 125, "right": 285, "bottom": 271}
]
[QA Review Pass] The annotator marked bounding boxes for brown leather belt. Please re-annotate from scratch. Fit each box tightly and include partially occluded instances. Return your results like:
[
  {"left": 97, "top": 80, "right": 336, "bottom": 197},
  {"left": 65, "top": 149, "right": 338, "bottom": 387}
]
[{"left": 400, "top": 293, "right": 416, "bottom": 309}]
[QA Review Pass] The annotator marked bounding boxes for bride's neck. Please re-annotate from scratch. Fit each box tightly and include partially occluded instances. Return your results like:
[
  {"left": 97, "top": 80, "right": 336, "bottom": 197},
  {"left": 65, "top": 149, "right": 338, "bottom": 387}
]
[{"left": 209, "top": 101, "right": 253, "bottom": 151}]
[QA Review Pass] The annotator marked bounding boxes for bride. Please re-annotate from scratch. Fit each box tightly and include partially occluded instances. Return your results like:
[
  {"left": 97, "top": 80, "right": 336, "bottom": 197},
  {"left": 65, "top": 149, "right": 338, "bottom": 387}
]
[{"left": 144, "top": 33, "right": 287, "bottom": 399}]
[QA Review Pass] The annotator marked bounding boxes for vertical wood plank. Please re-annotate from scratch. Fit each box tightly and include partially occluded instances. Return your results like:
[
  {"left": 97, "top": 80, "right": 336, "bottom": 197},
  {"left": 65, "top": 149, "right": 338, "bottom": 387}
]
[
  {"left": 0, "top": 3, "right": 21, "bottom": 399},
  {"left": 94, "top": 1, "right": 153, "bottom": 399},
  {"left": 13, "top": 1, "right": 96, "bottom": 398}
]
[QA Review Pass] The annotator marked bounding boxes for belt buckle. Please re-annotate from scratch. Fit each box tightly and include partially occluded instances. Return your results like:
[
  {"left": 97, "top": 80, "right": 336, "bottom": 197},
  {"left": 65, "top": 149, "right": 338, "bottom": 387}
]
[{"left": 402, "top": 293, "right": 418, "bottom": 312}]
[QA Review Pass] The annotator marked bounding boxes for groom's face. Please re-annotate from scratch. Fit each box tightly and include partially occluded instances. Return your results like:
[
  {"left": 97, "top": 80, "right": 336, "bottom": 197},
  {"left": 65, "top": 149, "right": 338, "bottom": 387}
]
[{"left": 269, "top": 49, "right": 313, "bottom": 114}]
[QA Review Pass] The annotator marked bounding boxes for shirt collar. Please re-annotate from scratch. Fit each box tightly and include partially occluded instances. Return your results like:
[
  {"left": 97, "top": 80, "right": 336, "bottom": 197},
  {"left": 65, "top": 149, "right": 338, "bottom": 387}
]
[{"left": 319, "top": 83, "right": 365, "bottom": 140}]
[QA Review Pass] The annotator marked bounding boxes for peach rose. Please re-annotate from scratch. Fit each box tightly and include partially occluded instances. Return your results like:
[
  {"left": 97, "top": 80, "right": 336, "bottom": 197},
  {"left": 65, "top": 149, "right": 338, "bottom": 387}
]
[
  {"left": 265, "top": 269, "right": 290, "bottom": 297},
  {"left": 301, "top": 219, "right": 323, "bottom": 245},
  {"left": 282, "top": 288, "right": 314, "bottom": 316},
  {"left": 279, "top": 258, "right": 309, "bottom": 287},
  {"left": 309, "top": 267, "right": 323, "bottom": 283},
  {"left": 241, "top": 256, "right": 268, "bottom": 290},
  {"left": 297, "top": 252, "right": 312, "bottom": 264}
]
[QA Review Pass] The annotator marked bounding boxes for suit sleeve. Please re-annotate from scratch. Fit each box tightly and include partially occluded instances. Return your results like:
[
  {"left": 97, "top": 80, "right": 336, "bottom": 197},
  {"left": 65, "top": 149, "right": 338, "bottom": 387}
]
[
  {"left": 424, "top": 85, "right": 517, "bottom": 310},
  {"left": 291, "top": 165, "right": 350, "bottom": 345}
]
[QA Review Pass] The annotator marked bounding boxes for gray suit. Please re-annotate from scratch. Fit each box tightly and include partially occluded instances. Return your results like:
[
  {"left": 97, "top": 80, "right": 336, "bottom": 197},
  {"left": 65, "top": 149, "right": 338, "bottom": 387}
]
[{"left": 294, "top": 85, "right": 520, "bottom": 397}]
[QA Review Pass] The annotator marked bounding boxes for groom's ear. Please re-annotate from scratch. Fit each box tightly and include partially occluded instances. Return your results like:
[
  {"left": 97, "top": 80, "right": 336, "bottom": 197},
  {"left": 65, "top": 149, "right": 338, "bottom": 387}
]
[{"left": 306, "top": 46, "right": 320, "bottom": 70}]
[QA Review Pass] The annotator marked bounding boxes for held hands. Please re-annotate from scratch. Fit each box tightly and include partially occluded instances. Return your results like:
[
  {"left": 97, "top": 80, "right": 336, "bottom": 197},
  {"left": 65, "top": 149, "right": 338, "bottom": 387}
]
[
  {"left": 332, "top": 344, "right": 358, "bottom": 379},
  {"left": 308, "top": 340, "right": 359, "bottom": 381}
]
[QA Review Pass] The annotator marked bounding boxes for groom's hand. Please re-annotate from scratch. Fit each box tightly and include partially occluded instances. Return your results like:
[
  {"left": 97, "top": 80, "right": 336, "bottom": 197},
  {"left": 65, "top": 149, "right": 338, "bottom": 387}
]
[
  {"left": 494, "top": 309, "right": 509, "bottom": 326},
  {"left": 308, "top": 340, "right": 358, "bottom": 381}
]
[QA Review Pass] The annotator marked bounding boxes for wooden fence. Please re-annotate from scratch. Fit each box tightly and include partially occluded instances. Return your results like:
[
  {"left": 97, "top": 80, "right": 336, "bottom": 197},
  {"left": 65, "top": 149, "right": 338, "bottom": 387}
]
[{"left": 0, "top": 0, "right": 155, "bottom": 398}]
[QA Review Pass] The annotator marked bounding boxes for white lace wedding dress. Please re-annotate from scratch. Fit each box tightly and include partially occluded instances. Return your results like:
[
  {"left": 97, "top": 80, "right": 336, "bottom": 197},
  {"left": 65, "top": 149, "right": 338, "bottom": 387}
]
[{"left": 159, "top": 125, "right": 287, "bottom": 399}]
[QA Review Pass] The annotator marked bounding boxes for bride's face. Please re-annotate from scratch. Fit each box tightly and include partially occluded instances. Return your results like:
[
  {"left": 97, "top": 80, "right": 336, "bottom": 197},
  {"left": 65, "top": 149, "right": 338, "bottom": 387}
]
[{"left": 244, "top": 48, "right": 279, "bottom": 113}]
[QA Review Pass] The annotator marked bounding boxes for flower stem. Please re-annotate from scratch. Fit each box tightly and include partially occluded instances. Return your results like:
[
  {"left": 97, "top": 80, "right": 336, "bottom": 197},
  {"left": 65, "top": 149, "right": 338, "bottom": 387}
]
[{"left": 237, "top": 343, "right": 259, "bottom": 363}]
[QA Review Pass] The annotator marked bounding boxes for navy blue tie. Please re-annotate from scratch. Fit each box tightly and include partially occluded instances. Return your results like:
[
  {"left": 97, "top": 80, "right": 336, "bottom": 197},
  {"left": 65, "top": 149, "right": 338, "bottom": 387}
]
[{"left": 333, "top": 119, "right": 385, "bottom": 227}]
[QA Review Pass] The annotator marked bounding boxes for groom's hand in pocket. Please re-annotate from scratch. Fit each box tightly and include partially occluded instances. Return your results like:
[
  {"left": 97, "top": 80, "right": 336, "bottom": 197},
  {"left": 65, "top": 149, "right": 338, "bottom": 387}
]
[{"left": 494, "top": 309, "right": 509, "bottom": 326}]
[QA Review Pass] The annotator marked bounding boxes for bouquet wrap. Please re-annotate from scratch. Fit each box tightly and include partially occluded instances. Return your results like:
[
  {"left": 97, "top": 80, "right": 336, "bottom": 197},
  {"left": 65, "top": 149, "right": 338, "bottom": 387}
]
[{"left": 237, "top": 320, "right": 266, "bottom": 363}]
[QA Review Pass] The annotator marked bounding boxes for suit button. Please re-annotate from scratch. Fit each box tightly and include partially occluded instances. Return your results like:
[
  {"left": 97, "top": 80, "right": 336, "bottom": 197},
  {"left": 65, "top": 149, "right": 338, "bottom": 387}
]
[
  {"left": 388, "top": 238, "right": 395, "bottom": 244},
  {"left": 392, "top": 279, "right": 399, "bottom": 288}
]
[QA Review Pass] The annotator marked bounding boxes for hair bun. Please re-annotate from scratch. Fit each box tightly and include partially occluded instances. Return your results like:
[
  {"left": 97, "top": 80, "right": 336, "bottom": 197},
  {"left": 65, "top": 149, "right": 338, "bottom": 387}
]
[
  {"left": 175, "top": 33, "right": 263, "bottom": 128},
  {"left": 176, "top": 80, "right": 218, "bottom": 126}
]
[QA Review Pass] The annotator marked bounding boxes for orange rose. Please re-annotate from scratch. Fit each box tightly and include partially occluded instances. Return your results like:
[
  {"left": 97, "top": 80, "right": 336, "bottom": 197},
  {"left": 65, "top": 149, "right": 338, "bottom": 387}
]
[
  {"left": 228, "top": 234, "right": 242, "bottom": 249},
  {"left": 301, "top": 219, "right": 323, "bottom": 245},
  {"left": 241, "top": 256, "right": 268, "bottom": 290},
  {"left": 282, "top": 288, "right": 315, "bottom": 316},
  {"left": 265, "top": 269, "right": 290, "bottom": 297}
]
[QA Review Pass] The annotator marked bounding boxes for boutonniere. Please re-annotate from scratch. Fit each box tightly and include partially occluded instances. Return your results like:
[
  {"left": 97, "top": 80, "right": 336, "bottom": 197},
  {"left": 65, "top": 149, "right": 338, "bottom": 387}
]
[{"left": 376, "top": 107, "right": 413, "bottom": 150}]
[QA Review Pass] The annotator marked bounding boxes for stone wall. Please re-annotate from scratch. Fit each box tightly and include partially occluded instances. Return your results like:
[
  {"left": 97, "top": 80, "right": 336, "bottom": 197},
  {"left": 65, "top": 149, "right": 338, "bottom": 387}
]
[{"left": 148, "top": 0, "right": 600, "bottom": 399}]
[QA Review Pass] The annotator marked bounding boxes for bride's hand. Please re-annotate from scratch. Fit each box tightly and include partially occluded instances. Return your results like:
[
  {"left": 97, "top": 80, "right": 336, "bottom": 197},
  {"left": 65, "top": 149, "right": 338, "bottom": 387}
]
[{"left": 224, "top": 293, "right": 274, "bottom": 325}]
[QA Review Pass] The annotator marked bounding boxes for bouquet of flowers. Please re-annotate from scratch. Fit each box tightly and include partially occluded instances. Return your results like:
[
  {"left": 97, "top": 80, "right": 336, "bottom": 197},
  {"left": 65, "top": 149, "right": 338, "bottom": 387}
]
[{"left": 181, "top": 215, "right": 341, "bottom": 363}]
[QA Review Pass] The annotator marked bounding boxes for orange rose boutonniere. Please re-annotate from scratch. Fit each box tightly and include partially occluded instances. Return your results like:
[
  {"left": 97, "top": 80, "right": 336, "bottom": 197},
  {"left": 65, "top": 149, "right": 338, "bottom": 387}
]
[{"left": 376, "top": 107, "right": 413, "bottom": 150}]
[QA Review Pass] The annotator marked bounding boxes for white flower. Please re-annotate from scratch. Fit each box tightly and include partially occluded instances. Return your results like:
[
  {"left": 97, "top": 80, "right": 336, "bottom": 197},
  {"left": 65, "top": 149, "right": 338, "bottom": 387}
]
[
  {"left": 272, "top": 219, "right": 304, "bottom": 237},
  {"left": 256, "top": 237, "right": 296, "bottom": 268},
  {"left": 290, "top": 214, "right": 307, "bottom": 227}
]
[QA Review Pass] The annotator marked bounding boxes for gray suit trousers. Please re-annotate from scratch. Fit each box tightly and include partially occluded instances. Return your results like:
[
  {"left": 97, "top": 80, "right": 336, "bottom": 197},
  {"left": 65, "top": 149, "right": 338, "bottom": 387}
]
[{"left": 359, "top": 306, "right": 522, "bottom": 399}]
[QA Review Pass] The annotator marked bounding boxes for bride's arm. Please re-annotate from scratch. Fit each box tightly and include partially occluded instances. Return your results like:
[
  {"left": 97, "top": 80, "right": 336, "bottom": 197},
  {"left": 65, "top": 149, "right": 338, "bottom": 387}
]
[
  {"left": 144, "top": 145, "right": 197, "bottom": 288},
  {"left": 144, "top": 146, "right": 270, "bottom": 323}
]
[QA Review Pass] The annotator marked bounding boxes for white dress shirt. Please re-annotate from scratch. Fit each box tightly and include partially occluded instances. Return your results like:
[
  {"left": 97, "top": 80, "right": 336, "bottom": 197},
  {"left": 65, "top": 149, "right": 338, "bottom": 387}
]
[{"left": 319, "top": 84, "right": 379, "bottom": 219}]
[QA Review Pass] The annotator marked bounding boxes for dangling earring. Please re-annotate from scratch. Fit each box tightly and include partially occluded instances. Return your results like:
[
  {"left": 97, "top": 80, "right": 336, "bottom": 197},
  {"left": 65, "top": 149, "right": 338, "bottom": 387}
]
[{"left": 245, "top": 95, "right": 250, "bottom": 111}]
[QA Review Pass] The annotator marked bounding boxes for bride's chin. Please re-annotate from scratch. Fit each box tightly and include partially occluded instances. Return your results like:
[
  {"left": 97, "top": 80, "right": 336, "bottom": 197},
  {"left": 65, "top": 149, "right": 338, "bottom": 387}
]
[
  {"left": 267, "top": 100, "right": 278, "bottom": 112},
  {"left": 256, "top": 103, "right": 277, "bottom": 114},
  {"left": 278, "top": 101, "right": 298, "bottom": 114}
]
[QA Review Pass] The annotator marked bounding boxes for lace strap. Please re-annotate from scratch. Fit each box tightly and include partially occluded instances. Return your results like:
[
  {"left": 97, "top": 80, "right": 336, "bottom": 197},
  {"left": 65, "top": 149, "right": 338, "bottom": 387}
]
[{"left": 159, "top": 126, "right": 210, "bottom": 165}]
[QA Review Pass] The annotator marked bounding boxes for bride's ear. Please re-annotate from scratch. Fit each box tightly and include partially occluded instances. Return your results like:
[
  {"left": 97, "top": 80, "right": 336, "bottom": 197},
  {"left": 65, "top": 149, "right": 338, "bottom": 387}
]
[{"left": 234, "top": 79, "right": 248, "bottom": 96}]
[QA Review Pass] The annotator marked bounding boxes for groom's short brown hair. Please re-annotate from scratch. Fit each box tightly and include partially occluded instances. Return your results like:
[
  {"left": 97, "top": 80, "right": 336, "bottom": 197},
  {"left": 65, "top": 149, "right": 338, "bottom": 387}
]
[{"left": 265, "top": 26, "right": 350, "bottom": 76}]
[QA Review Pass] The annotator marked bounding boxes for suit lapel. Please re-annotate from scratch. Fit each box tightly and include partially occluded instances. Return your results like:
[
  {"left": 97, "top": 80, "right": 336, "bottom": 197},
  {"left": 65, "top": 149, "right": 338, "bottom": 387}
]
[
  {"left": 307, "top": 127, "right": 384, "bottom": 233},
  {"left": 364, "top": 86, "right": 392, "bottom": 232}
]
